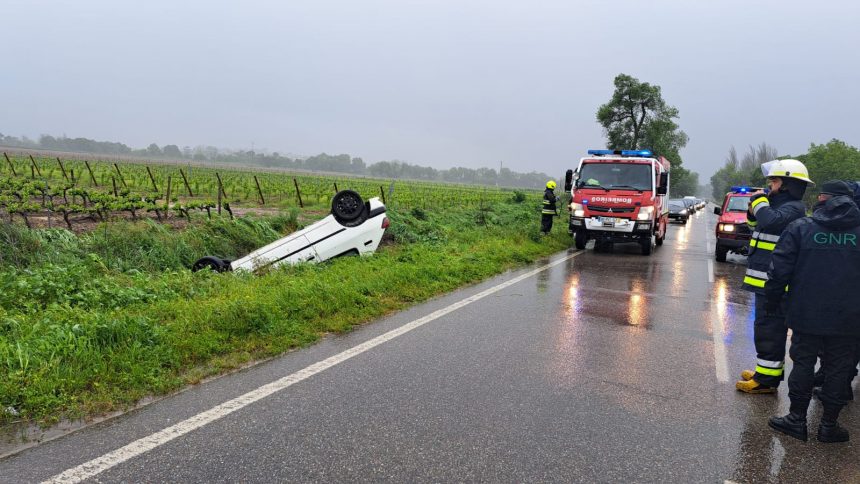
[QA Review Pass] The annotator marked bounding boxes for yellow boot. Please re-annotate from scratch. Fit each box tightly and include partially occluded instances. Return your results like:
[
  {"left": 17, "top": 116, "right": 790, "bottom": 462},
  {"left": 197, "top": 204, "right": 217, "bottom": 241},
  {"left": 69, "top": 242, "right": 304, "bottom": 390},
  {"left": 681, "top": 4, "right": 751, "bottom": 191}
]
[
  {"left": 740, "top": 369, "right": 755, "bottom": 381},
  {"left": 736, "top": 379, "right": 776, "bottom": 394}
]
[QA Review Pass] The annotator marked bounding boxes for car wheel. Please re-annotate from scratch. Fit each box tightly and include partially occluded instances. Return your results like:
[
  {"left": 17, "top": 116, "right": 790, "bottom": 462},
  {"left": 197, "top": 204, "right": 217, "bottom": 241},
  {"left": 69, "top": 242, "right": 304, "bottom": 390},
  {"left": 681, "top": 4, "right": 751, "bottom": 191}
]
[
  {"left": 331, "top": 190, "right": 368, "bottom": 226},
  {"left": 192, "top": 256, "right": 229, "bottom": 273},
  {"left": 715, "top": 245, "right": 728, "bottom": 263},
  {"left": 574, "top": 230, "right": 587, "bottom": 250}
]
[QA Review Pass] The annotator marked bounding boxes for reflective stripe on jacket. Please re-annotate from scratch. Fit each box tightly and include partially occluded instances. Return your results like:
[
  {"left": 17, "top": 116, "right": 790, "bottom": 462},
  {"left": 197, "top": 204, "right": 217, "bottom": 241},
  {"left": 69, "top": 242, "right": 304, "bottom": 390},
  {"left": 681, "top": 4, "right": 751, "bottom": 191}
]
[
  {"left": 743, "top": 192, "right": 806, "bottom": 294},
  {"left": 542, "top": 189, "right": 557, "bottom": 215}
]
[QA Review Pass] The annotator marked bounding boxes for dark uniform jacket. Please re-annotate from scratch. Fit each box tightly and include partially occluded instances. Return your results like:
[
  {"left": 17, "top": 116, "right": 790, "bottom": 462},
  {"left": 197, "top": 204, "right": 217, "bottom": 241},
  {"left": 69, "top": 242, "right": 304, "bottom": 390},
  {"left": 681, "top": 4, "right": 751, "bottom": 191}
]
[
  {"left": 542, "top": 189, "right": 557, "bottom": 215},
  {"left": 743, "top": 191, "right": 806, "bottom": 294},
  {"left": 765, "top": 195, "right": 860, "bottom": 336}
]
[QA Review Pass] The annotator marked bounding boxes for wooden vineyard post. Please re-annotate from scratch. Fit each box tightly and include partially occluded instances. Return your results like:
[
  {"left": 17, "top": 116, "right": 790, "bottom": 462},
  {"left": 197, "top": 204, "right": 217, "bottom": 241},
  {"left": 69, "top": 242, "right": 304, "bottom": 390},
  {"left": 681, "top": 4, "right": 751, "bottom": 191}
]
[
  {"left": 216, "top": 172, "right": 225, "bottom": 215},
  {"left": 146, "top": 166, "right": 159, "bottom": 192},
  {"left": 333, "top": 182, "right": 339, "bottom": 193},
  {"left": 112, "top": 176, "right": 118, "bottom": 196},
  {"left": 3, "top": 152, "right": 17, "bottom": 176},
  {"left": 29, "top": 155, "right": 42, "bottom": 177},
  {"left": 179, "top": 168, "right": 193, "bottom": 197},
  {"left": 70, "top": 169, "right": 76, "bottom": 186},
  {"left": 31, "top": 165, "right": 35, "bottom": 179},
  {"left": 114, "top": 163, "right": 128, "bottom": 188},
  {"left": 254, "top": 175, "right": 265, "bottom": 205},
  {"left": 84, "top": 160, "right": 98, "bottom": 186},
  {"left": 380, "top": 185, "right": 386, "bottom": 204},
  {"left": 56, "top": 157, "right": 69, "bottom": 181},
  {"left": 165, "top": 176, "right": 172, "bottom": 218},
  {"left": 293, "top": 178, "right": 303, "bottom": 208}
]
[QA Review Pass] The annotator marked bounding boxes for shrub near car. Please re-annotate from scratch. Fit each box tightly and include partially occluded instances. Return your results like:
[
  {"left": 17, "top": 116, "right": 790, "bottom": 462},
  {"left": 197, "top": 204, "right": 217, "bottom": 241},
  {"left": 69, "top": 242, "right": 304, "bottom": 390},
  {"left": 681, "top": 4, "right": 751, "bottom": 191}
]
[
  {"left": 713, "top": 186, "right": 760, "bottom": 262},
  {"left": 668, "top": 199, "right": 689, "bottom": 223}
]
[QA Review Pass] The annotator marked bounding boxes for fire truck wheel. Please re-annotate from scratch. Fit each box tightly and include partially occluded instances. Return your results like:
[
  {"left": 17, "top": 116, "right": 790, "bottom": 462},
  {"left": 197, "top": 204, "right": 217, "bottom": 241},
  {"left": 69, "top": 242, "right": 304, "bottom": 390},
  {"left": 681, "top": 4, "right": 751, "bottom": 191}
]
[
  {"left": 655, "top": 230, "right": 664, "bottom": 246},
  {"left": 640, "top": 236, "right": 654, "bottom": 256},
  {"left": 574, "top": 230, "right": 587, "bottom": 250}
]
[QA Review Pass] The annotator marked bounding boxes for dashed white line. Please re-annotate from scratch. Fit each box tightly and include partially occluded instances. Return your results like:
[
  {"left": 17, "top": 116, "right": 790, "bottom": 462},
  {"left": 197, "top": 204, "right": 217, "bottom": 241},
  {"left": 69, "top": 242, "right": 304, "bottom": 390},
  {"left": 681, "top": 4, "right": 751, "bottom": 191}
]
[
  {"left": 707, "top": 259, "right": 715, "bottom": 283},
  {"left": 43, "top": 251, "right": 584, "bottom": 484}
]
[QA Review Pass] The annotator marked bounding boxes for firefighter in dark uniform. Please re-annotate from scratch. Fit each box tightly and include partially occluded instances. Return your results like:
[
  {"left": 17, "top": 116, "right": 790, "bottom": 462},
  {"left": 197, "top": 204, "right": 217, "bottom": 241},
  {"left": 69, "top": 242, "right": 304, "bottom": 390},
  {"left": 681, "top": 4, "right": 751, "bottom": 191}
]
[
  {"left": 541, "top": 180, "right": 558, "bottom": 234},
  {"left": 736, "top": 159, "right": 812, "bottom": 394},
  {"left": 766, "top": 180, "right": 860, "bottom": 442}
]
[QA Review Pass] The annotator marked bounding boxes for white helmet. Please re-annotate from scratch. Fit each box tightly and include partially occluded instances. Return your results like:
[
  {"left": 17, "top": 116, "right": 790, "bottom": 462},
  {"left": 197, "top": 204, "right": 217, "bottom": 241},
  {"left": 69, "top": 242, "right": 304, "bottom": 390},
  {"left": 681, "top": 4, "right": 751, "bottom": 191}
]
[{"left": 760, "top": 159, "right": 814, "bottom": 185}]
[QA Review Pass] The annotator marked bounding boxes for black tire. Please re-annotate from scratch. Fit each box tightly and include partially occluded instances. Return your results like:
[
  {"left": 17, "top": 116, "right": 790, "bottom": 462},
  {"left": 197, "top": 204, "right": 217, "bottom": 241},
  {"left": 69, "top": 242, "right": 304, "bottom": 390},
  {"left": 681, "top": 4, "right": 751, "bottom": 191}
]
[
  {"left": 655, "top": 227, "right": 664, "bottom": 246},
  {"left": 641, "top": 236, "right": 654, "bottom": 256},
  {"left": 681, "top": 217, "right": 688, "bottom": 224},
  {"left": 331, "top": 190, "right": 368, "bottom": 226},
  {"left": 715, "top": 245, "right": 728, "bottom": 263},
  {"left": 574, "top": 230, "right": 587, "bottom": 250},
  {"left": 192, "top": 256, "right": 229, "bottom": 273}
]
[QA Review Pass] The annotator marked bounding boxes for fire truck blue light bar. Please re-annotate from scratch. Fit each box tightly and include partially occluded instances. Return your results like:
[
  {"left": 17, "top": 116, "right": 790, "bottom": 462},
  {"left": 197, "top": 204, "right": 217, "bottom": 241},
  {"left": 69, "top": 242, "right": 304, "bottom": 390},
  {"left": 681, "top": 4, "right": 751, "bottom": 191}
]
[{"left": 587, "top": 149, "right": 653, "bottom": 157}]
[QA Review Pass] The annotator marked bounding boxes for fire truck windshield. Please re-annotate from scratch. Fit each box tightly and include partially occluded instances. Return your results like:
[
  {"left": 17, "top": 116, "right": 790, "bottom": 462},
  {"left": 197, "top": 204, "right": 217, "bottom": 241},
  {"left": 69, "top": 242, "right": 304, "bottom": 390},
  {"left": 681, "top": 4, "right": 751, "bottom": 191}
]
[{"left": 577, "top": 163, "right": 652, "bottom": 191}]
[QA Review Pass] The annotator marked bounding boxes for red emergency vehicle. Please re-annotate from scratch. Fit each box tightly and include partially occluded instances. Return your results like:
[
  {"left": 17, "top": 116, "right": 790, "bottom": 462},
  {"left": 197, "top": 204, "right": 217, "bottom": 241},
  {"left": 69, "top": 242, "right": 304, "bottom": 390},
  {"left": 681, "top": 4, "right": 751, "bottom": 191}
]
[
  {"left": 565, "top": 149, "right": 670, "bottom": 255},
  {"left": 713, "top": 186, "right": 760, "bottom": 262}
]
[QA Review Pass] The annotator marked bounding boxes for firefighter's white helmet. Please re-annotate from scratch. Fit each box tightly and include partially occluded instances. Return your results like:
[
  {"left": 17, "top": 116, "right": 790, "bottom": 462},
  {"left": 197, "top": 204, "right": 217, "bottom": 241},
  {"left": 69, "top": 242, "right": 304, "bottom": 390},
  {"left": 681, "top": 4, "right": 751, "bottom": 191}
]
[{"left": 760, "top": 159, "right": 814, "bottom": 185}]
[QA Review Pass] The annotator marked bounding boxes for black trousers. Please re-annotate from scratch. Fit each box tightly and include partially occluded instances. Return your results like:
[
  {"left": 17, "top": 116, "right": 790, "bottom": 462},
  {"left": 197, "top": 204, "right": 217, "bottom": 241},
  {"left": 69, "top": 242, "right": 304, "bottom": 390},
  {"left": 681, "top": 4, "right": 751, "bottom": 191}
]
[
  {"left": 541, "top": 214, "right": 554, "bottom": 233},
  {"left": 788, "top": 331, "right": 860, "bottom": 418},
  {"left": 752, "top": 294, "right": 788, "bottom": 387}
]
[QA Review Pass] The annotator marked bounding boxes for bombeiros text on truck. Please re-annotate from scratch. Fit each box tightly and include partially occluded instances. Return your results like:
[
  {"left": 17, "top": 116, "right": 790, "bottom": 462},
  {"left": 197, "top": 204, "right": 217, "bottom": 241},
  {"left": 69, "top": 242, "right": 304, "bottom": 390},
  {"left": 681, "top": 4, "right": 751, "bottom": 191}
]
[{"left": 565, "top": 149, "right": 670, "bottom": 255}]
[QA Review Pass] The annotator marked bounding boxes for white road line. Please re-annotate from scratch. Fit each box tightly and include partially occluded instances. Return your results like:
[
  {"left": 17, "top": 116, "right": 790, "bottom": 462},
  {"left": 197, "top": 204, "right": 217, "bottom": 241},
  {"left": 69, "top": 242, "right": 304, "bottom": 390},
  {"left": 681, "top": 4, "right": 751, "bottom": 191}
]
[
  {"left": 707, "top": 260, "right": 714, "bottom": 283},
  {"left": 43, "top": 251, "right": 583, "bottom": 484},
  {"left": 711, "top": 307, "right": 730, "bottom": 383}
]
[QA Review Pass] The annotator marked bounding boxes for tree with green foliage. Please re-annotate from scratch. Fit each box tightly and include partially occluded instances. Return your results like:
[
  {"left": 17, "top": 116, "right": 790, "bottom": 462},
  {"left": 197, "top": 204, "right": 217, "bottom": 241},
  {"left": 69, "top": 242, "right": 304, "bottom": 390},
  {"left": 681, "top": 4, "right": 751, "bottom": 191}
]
[{"left": 596, "top": 73, "right": 698, "bottom": 196}]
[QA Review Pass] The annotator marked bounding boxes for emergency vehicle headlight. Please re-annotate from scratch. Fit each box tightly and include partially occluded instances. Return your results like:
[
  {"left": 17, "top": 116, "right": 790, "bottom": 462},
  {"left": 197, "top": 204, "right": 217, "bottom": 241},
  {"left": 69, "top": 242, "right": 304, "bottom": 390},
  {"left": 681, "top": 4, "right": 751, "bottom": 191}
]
[
  {"left": 570, "top": 202, "right": 585, "bottom": 218},
  {"left": 719, "top": 223, "right": 735, "bottom": 232},
  {"left": 636, "top": 206, "right": 654, "bottom": 220}
]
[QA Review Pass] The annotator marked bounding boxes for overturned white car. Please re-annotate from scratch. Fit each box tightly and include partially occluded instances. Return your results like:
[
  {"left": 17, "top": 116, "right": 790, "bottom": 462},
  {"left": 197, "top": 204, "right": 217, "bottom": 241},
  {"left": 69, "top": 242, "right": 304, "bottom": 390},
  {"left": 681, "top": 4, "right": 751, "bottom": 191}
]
[{"left": 192, "top": 190, "right": 389, "bottom": 273}]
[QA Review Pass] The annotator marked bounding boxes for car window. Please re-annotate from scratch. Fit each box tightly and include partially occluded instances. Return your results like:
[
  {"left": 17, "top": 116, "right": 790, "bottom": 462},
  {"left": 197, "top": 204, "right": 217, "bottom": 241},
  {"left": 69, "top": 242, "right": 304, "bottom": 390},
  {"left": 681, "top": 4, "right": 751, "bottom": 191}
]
[{"left": 725, "top": 196, "right": 750, "bottom": 212}]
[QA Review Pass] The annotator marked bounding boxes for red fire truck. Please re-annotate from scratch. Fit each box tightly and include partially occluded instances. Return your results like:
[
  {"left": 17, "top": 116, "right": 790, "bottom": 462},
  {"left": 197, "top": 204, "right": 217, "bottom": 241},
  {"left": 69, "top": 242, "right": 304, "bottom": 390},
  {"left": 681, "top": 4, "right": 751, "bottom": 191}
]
[{"left": 565, "top": 149, "right": 670, "bottom": 255}]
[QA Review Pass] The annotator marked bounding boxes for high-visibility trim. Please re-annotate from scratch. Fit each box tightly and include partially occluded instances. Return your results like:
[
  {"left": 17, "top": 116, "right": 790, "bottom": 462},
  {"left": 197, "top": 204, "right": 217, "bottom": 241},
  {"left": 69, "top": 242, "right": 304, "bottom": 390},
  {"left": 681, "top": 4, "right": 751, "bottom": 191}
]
[
  {"left": 542, "top": 201, "right": 551, "bottom": 205},
  {"left": 751, "top": 197, "right": 769, "bottom": 215},
  {"left": 746, "top": 269, "right": 769, "bottom": 279},
  {"left": 744, "top": 277, "right": 766, "bottom": 288},
  {"left": 747, "top": 220, "right": 758, "bottom": 227},
  {"left": 541, "top": 210, "right": 556, "bottom": 214},
  {"left": 757, "top": 358, "right": 784, "bottom": 369},
  {"left": 751, "top": 231, "right": 780, "bottom": 242},
  {"left": 750, "top": 239, "right": 776, "bottom": 251},
  {"left": 756, "top": 365, "right": 784, "bottom": 377}
]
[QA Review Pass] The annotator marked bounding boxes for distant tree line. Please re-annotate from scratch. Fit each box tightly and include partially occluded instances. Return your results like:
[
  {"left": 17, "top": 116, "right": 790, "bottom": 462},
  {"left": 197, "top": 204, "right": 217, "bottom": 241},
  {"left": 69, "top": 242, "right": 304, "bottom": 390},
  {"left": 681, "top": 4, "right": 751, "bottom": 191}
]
[
  {"left": 709, "top": 139, "right": 860, "bottom": 205},
  {"left": 0, "top": 133, "right": 555, "bottom": 189}
]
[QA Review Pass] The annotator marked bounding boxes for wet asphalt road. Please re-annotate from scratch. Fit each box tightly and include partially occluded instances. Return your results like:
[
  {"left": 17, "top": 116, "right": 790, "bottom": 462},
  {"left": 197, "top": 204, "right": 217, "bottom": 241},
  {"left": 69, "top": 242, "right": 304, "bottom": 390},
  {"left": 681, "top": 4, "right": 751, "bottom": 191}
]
[{"left": 3, "top": 207, "right": 860, "bottom": 483}]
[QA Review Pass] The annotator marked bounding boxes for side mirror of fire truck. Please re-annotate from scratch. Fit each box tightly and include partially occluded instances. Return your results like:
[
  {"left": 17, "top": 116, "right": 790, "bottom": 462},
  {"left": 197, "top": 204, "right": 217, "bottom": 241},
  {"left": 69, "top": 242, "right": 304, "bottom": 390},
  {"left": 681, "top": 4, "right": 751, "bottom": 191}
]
[
  {"left": 713, "top": 206, "right": 722, "bottom": 215},
  {"left": 657, "top": 172, "right": 669, "bottom": 195},
  {"left": 564, "top": 169, "right": 574, "bottom": 192}
]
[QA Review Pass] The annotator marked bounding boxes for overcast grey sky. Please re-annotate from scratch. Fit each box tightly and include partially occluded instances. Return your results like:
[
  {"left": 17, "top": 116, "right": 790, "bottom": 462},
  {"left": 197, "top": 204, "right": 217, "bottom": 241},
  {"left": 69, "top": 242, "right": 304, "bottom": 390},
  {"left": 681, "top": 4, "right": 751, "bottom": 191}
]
[{"left": 3, "top": 0, "right": 859, "bottom": 180}]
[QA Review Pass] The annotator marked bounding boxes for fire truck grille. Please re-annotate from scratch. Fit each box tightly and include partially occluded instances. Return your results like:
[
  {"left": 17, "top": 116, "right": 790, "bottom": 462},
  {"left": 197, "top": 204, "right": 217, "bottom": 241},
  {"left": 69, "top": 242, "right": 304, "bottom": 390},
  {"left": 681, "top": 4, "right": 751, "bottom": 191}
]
[{"left": 588, "top": 206, "right": 635, "bottom": 213}]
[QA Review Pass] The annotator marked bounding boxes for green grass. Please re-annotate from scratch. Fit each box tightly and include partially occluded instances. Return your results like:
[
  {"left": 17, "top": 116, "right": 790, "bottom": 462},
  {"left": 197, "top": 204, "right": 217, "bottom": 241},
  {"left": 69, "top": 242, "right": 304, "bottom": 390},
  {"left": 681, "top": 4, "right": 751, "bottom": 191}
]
[{"left": 0, "top": 200, "right": 570, "bottom": 424}]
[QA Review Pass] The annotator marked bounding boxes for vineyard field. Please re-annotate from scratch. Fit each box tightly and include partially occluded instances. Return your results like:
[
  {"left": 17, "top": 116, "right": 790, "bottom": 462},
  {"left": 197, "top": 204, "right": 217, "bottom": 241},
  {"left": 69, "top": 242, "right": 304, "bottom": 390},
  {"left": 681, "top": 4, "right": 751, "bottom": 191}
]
[{"left": 0, "top": 153, "right": 541, "bottom": 230}]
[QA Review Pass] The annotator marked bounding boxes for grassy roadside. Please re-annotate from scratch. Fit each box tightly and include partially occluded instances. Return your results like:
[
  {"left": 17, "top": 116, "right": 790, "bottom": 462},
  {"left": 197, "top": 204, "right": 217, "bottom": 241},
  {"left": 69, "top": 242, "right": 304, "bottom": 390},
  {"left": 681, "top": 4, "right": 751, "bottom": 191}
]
[{"left": 0, "top": 201, "right": 570, "bottom": 425}]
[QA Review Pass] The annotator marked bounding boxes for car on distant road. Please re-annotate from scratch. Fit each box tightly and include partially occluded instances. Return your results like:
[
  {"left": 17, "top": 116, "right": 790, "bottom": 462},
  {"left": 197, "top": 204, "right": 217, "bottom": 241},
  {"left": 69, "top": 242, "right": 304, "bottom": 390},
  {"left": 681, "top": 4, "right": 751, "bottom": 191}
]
[
  {"left": 668, "top": 199, "right": 690, "bottom": 223},
  {"left": 192, "top": 190, "right": 389, "bottom": 273},
  {"left": 713, "top": 186, "right": 760, "bottom": 262}
]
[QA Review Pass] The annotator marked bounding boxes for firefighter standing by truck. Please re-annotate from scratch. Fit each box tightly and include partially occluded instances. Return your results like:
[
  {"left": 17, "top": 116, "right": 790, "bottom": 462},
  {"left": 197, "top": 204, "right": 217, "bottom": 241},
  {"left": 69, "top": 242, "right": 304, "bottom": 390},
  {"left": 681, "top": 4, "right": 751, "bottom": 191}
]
[
  {"left": 736, "top": 159, "right": 812, "bottom": 394},
  {"left": 541, "top": 180, "right": 558, "bottom": 235},
  {"left": 765, "top": 180, "right": 860, "bottom": 442}
]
